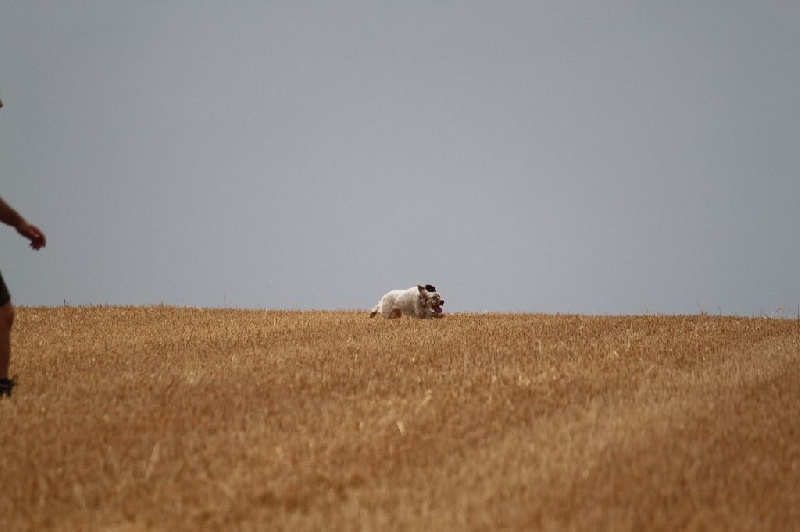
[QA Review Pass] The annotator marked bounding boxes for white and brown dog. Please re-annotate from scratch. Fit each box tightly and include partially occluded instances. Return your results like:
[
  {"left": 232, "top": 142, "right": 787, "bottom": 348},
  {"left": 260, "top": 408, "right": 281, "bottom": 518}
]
[{"left": 370, "top": 284, "right": 444, "bottom": 319}]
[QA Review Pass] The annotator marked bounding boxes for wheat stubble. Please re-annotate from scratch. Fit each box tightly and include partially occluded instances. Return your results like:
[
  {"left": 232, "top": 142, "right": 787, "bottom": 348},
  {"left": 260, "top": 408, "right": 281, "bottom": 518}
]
[{"left": 1, "top": 308, "right": 797, "bottom": 530}]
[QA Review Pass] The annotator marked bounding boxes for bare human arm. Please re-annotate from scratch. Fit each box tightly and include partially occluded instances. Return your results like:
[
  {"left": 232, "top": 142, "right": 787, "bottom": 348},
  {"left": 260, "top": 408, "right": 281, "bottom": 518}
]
[{"left": 0, "top": 195, "right": 46, "bottom": 250}]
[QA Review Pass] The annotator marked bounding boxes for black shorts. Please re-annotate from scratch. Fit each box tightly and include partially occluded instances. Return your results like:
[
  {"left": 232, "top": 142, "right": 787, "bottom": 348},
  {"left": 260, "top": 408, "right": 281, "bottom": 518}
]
[{"left": 0, "top": 270, "right": 10, "bottom": 306}]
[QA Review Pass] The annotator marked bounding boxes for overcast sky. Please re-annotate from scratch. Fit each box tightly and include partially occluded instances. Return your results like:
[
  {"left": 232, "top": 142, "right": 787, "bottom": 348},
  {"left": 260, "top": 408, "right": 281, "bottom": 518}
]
[{"left": 1, "top": 1, "right": 798, "bottom": 315}]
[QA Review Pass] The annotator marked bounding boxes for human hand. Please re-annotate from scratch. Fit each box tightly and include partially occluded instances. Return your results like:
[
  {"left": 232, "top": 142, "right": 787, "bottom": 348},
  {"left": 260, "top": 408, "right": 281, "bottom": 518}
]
[{"left": 16, "top": 222, "right": 46, "bottom": 250}]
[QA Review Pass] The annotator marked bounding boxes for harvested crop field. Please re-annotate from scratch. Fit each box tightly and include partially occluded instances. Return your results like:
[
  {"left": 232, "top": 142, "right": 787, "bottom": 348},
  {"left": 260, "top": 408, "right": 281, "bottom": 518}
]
[{"left": 2, "top": 307, "right": 799, "bottom": 530}]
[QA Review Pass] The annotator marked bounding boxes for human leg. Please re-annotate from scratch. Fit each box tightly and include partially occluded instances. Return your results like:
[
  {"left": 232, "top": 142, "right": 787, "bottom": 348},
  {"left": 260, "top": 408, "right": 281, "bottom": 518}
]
[
  {"left": 0, "top": 302, "right": 14, "bottom": 396},
  {"left": 0, "top": 271, "right": 15, "bottom": 395},
  {"left": 0, "top": 302, "right": 13, "bottom": 378}
]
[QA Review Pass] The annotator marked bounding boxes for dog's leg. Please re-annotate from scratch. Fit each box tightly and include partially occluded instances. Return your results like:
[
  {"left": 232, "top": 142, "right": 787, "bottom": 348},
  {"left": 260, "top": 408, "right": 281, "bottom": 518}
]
[{"left": 379, "top": 294, "right": 397, "bottom": 318}]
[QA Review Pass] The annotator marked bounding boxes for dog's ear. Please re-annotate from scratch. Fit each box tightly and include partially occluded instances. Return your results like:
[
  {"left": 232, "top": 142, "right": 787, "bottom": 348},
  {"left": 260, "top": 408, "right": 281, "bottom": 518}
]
[
  {"left": 417, "top": 285, "right": 429, "bottom": 302},
  {"left": 424, "top": 284, "right": 436, "bottom": 293}
]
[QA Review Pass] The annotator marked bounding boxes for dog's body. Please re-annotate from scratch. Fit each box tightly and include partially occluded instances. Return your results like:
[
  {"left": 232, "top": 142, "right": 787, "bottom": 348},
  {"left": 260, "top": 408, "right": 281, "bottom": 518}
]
[{"left": 370, "top": 285, "right": 444, "bottom": 319}]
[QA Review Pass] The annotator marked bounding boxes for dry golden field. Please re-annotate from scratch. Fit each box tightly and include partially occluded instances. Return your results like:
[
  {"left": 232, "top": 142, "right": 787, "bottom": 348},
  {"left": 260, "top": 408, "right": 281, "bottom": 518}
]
[{"left": 1, "top": 307, "right": 799, "bottom": 531}]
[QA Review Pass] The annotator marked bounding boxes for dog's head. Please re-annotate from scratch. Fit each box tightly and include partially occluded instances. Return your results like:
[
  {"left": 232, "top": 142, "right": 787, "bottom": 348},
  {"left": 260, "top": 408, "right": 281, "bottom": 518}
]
[{"left": 416, "top": 284, "right": 444, "bottom": 316}]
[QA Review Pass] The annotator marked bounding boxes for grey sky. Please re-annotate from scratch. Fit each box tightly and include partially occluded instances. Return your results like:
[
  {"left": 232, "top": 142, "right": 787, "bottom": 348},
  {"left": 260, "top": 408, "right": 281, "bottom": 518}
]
[{"left": 1, "top": 1, "right": 798, "bottom": 315}]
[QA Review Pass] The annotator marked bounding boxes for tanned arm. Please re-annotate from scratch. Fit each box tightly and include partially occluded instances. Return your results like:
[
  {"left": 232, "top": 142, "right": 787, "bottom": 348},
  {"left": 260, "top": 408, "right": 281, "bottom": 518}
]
[{"left": 0, "top": 195, "right": 46, "bottom": 250}]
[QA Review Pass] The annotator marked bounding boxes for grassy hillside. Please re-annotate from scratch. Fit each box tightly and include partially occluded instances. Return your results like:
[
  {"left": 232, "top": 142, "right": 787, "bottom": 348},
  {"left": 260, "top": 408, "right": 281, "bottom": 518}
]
[{"left": 2, "top": 307, "right": 798, "bottom": 530}]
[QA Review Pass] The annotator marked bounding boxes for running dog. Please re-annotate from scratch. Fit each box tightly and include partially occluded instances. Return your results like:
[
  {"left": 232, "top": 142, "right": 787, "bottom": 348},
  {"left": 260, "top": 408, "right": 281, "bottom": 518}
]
[{"left": 369, "top": 285, "right": 444, "bottom": 319}]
